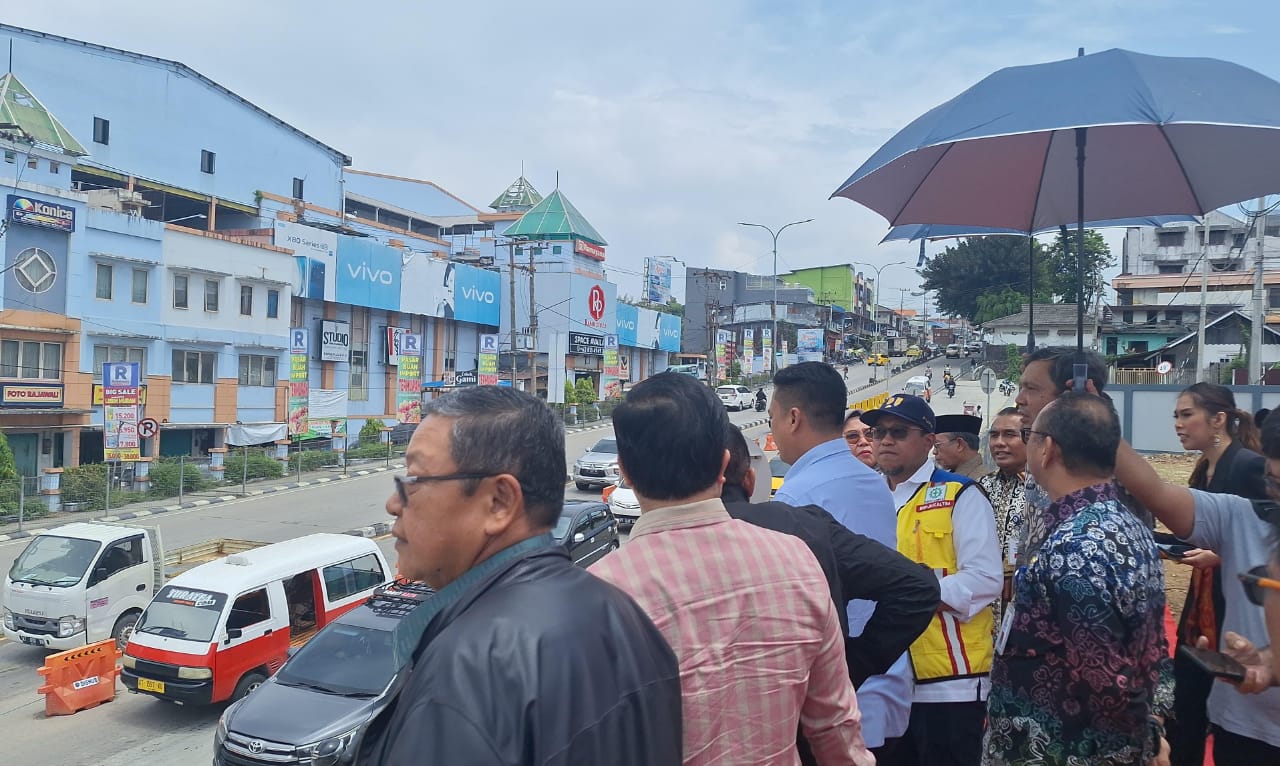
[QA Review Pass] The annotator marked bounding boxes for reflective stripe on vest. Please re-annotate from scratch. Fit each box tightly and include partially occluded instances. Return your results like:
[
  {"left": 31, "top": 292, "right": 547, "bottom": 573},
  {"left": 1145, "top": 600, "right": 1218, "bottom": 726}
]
[{"left": 896, "top": 469, "right": 994, "bottom": 682}]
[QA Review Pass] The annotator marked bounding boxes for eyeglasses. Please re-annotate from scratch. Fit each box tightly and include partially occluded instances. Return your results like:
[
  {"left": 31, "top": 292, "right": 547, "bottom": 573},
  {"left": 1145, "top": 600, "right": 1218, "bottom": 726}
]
[
  {"left": 1020, "top": 427, "right": 1050, "bottom": 443},
  {"left": 1239, "top": 565, "right": 1280, "bottom": 607},
  {"left": 843, "top": 428, "right": 873, "bottom": 443},
  {"left": 870, "top": 425, "right": 924, "bottom": 442},
  {"left": 394, "top": 472, "right": 498, "bottom": 505}
]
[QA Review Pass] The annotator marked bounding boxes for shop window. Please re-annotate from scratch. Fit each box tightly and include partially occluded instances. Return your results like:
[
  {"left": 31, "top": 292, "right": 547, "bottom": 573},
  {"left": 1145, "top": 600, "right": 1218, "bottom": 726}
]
[
  {"left": 266, "top": 289, "right": 280, "bottom": 319},
  {"left": 172, "top": 350, "right": 216, "bottom": 384},
  {"left": 292, "top": 178, "right": 304, "bottom": 200},
  {"left": 200, "top": 149, "right": 216, "bottom": 175},
  {"left": 132, "top": 268, "right": 149, "bottom": 304},
  {"left": 240, "top": 284, "right": 253, "bottom": 316},
  {"left": 349, "top": 349, "right": 368, "bottom": 401},
  {"left": 204, "top": 279, "right": 220, "bottom": 312},
  {"left": 0, "top": 340, "right": 62, "bottom": 380},
  {"left": 238, "top": 354, "right": 277, "bottom": 387},
  {"left": 95, "top": 263, "right": 113, "bottom": 299},
  {"left": 93, "top": 117, "right": 110, "bottom": 146},
  {"left": 92, "top": 345, "right": 146, "bottom": 380},
  {"left": 173, "top": 274, "right": 189, "bottom": 309},
  {"left": 1157, "top": 231, "right": 1185, "bottom": 247}
]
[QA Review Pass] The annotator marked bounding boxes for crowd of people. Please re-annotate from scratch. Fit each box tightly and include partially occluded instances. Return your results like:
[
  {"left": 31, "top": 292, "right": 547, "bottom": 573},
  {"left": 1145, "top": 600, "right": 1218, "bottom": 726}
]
[{"left": 355, "top": 349, "right": 1280, "bottom": 765}]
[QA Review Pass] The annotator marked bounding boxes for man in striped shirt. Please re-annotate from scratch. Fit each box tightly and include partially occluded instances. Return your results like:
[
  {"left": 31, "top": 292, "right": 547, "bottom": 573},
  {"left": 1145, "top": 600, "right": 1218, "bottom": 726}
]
[{"left": 591, "top": 372, "right": 873, "bottom": 766}]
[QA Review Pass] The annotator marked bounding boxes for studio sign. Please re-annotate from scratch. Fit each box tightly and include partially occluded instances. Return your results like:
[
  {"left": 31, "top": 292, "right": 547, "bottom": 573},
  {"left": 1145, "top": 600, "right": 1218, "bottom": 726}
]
[
  {"left": 319, "top": 320, "right": 351, "bottom": 362},
  {"left": 569, "top": 332, "right": 605, "bottom": 356}
]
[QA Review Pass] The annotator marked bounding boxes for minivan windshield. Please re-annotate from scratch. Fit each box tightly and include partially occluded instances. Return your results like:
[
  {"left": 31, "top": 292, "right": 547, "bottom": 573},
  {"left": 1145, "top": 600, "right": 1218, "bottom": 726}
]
[
  {"left": 276, "top": 623, "right": 399, "bottom": 696},
  {"left": 9, "top": 535, "right": 101, "bottom": 587},
  {"left": 135, "top": 586, "right": 228, "bottom": 642},
  {"left": 589, "top": 438, "right": 617, "bottom": 454}
]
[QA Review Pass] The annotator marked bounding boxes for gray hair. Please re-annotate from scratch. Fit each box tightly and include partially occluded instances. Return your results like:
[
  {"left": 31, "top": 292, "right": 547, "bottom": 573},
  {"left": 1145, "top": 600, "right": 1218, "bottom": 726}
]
[
  {"left": 943, "top": 431, "right": 980, "bottom": 451},
  {"left": 422, "top": 387, "right": 566, "bottom": 528}
]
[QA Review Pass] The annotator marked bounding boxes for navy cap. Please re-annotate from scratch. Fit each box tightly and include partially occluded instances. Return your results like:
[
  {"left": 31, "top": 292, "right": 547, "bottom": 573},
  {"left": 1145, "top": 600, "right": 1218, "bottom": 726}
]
[
  {"left": 935, "top": 414, "right": 983, "bottom": 436},
  {"left": 862, "top": 394, "right": 937, "bottom": 433}
]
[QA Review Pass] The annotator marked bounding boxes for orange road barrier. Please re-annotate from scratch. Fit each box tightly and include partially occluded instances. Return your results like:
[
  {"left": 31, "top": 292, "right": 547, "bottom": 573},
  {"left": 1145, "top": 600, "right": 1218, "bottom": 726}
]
[
  {"left": 849, "top": 392, "right": 889, "bottom": 413},
  {"left": 764, "top": 433, "right": 777, "bottom": 452},
  {"left": 602, "top": 484, "right": 617, "bottom": 502},
  {"left": 36, "top": 639, "right": 122, "bottom": 716}
]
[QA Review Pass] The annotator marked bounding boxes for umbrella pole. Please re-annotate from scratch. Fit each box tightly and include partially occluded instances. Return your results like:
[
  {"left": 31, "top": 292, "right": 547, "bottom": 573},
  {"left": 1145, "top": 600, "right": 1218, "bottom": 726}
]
[
  {"left": 1074, "top": 126, "right": 1089, "bottom": 387},
  {"left": 1026, "top": 236, "right": 1035, "bottom": 352}
]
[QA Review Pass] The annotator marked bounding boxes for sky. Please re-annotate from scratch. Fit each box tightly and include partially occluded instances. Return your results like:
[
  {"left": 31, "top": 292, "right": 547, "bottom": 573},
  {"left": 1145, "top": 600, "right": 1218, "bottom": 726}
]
[{"left": 5, "top": 0, "right": 1280, "bottom": 307}]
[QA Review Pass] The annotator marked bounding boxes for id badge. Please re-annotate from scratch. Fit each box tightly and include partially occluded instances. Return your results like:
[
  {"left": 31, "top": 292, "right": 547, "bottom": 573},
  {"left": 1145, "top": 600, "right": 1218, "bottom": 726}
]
[{"left": 995, "top": 604, "right": 1015, "bottom": 655}]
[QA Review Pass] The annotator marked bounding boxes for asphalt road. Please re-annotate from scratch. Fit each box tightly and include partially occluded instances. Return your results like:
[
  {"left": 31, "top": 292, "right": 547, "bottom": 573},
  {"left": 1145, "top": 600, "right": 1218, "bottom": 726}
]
[{"left": 0, "top": 361, "right": 1009, "bottom": 765}]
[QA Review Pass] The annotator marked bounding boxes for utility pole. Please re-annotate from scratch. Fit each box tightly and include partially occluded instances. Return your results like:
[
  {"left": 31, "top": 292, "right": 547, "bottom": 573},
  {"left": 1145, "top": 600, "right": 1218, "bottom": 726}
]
[
  {"left": 1196, "top": 217, "right": 1209, "bottom": 381},
  {"left": 527, "top": 244, "right": 538, "bottom": 397},
  {"left": 1251, "top": 198, "right": 1267, "bottom": 384},
  {"left": 508, "top": 242, "right": 518, "bottom": 386}
]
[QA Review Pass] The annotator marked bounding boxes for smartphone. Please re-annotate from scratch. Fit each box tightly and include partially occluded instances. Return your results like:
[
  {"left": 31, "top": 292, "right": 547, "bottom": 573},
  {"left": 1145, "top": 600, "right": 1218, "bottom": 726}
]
[
  {"left": 308, "top": 258, "right": 326, "bottom": 300},
  {"left": 1157, "top": 543, "right": 1196, "bottom": 560},
  {"left": 1178, "top": 645, "right": 1247, "bottom": 682}
]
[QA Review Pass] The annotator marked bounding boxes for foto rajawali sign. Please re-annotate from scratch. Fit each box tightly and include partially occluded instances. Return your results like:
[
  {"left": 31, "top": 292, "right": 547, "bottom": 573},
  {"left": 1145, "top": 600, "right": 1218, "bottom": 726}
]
[
  {"left": 1, "top": 383, "right": 64, "bottom": 407},
  {"left": 8, "top": 195, "right": 75, "bottom": 233}
]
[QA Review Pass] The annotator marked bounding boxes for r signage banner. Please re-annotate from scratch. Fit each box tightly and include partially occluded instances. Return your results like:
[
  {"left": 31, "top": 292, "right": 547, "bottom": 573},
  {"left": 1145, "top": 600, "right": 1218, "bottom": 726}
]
[
  {"left": 288, "top": 328, "right": 310, "bottom": 435},
  {"left": 396, "top": 344, "right": 422, "bottom": 424},
  {"left": 478, "top": 334, "right": 500, "bottom": 386}
]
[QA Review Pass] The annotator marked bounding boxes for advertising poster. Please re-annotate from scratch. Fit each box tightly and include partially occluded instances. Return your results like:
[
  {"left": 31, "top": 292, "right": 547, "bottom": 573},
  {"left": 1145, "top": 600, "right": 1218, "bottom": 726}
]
[
  {"left": 761, "top": 328, "right": 774, "bottom": 373},
  {"left": 275, "top": 221, "right": 338, "bottom": 301},
  {"left": 396, "top": 338, "right": 422, "bottom": 424},
  {"left": 715, "top": 330, "right": 730, "bottom": 380},
  {"left": 336, "top": 235, "right": 402, "bottom": 312},
  {"left": 454, "top": 264, "right": 501, "bottom": 326},
  {"left": 478, "top": 334, "right": 500, "bottom": 386},
  {"left": 289, "top": 328, "right": 310, "bottom": 436},
  {"left": 602, "top": 335, "right": 620, "bottom": 398},
  {"left": 645, "top": 257, "right": 672, "bottom": 304},
  {"left": 743, "top": 329, "right": 755, "bottom": 375},
  {"left": 102, "top": 361, "right": 141, "bottom": 461},
  {"left": 797, "top": 328, "right": 824, "bottom": 363},
  {"left": 615, "top": 303, "right": 639, "bottom": 348},
  {"left": 657, "top": 311, "right": 681, "bottom": 353}
]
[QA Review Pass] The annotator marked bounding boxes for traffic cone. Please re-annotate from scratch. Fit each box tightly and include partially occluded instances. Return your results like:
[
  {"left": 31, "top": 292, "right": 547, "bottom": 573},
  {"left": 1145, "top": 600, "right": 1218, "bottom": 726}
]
[{"left": 764, "top": 433, "right": 777, "bottom": 452}]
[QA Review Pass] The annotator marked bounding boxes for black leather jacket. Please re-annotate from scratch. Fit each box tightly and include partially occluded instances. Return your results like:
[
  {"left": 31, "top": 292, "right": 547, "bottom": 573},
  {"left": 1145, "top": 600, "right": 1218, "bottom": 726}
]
[{"left": 363, "top": 541, "right": 682, "bottom": 765}]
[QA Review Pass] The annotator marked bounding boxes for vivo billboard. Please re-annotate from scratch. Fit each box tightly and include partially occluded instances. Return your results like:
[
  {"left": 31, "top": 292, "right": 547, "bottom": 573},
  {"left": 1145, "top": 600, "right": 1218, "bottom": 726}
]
[
  {"left": 336, "top": 236, "right": 401, "bottom": 311},
  {"left": 657, "top": 312, "right": 681, "bottom": 353},
  {"left": 615, "top": 303, "right": 639, "bottom": 347},
  {"left": 453, "top": 264, "right": 500, "bottom": 326}
]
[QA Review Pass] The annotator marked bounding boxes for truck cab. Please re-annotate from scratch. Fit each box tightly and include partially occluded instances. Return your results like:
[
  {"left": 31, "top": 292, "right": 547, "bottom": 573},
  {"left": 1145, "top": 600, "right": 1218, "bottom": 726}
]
[{"left": 3, "top": 523, "right": 160, "bottom": 650}]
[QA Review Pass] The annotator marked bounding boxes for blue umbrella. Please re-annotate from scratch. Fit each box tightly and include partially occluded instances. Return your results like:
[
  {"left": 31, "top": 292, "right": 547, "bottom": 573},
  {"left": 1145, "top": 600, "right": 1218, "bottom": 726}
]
[{"left": 832, "top": 48, "right": 1280, "bottom": 351}]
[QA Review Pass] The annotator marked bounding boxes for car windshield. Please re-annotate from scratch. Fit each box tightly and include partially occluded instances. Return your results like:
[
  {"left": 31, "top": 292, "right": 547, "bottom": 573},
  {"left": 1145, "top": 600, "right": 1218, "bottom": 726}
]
[
  {"left": 589, "top": 439, "right": 617, "bottom": 454},
  {"left": 551, "top": 510, "right": 576, "bottom": 541},
  {"left": 135, "top": 586, "right": 229, "bottom": 642},
  {"left": 716, "top": 387, "right": 737, "bottom": 395},
  {"left": 276, "top": 623, "right": 399, "bottom": 696},
  {"left": 9, "top": 535, "right": 101, "bottom": 587},
  {"left": 770, "top": 457, "right": 791, "bottom": 479}
]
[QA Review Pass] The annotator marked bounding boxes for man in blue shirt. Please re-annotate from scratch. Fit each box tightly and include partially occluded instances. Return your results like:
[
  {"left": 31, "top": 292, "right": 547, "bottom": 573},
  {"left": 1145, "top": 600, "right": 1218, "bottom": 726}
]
[{"left": 769, "top": 362, "right": 906, "bottom": 755}]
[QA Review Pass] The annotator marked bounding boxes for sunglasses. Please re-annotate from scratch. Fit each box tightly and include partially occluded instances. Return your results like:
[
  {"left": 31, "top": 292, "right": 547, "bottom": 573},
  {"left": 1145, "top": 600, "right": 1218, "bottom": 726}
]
[
  {"left": 1239, "top": 565, "right": 1280, "bottom": 607},
  {"left": 843, "top": 428, "right": 873, "bottom": 443},
  {"left": 870, "top": 425, "right": 924, "bottom": 442},
  {"left": 1020, "top": 427, "right": 1050, "bottom": 443},
  {"left": 394, "top": 472, "right": 498, "bottom": 505}
]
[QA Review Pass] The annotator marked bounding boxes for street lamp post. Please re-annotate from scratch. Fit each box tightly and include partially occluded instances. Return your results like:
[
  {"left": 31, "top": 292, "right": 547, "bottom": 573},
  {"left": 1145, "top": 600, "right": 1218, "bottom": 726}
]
[
  {"left": 852, "top": 261, "right": 906, "bottom": 391},
  {"left": 738, "top": 219, "right": 813, "bottom": 377}
]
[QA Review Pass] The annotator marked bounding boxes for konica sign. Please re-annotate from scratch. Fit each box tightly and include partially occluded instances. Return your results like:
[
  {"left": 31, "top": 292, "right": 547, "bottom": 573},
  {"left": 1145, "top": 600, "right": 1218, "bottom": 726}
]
[
  {"left": 453, "top": 263, "right": 500, "bottom": 326},
  {"left": 8, "top": 195, "right": 75, "bottom": 233},
  {"left": 336, "top": 236, "right": 402, "bottom": 311}
]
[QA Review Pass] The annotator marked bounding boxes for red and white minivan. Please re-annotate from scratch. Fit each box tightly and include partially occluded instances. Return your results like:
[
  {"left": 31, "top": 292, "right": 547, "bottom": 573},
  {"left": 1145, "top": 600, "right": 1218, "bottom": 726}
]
[{"left": 121, "top": 533, "right": 390, "bottom": 705}]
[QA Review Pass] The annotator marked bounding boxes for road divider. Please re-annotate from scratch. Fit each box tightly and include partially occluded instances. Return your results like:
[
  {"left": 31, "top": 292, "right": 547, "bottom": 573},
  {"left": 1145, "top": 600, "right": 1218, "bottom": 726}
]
[{"left": 37, "top": 639, "right": 122, "bottom": 716}]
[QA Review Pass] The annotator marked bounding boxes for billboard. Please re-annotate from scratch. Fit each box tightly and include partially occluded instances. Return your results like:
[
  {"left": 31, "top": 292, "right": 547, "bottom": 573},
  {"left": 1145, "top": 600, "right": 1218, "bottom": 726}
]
[
  {"left": 336, "top": 236, "right": 402, "bottom": 311},
  {"left": 615, "top": 303, "right": 639, "bottom": 348},
  {"left": 657, "top": 312, "right": 681, "bottom": 353},
  {"left": 288, "top": 328, "right": 309, "bottom": 435},
  {"left": 645, "top": 258, "right": 672, "bottom": 304},
  {"left": 8, "top": 194, "right": 75, "bottom": 233},
  {"left": 275, "top": 221, "right": 338, "bottom": 301},
  {"left": 453, "top": 263, "right": 501, "bottom": 326},
  {"left": 399, "top": 254, "right": 454, "bottom": 318},
  {"left": 318, "top": 320, "right": 350, "bottom": 362},
  {"left": 478, "top": 334, "right": 500, "bottom": 386},
  {"left": 797, "top": 329, "right": 823, "bottom": 362}
]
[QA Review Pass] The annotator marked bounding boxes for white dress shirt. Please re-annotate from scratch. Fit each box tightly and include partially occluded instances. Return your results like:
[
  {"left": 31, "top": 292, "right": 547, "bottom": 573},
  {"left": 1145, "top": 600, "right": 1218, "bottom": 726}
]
[{"left": 890, "top": 458, "right": 1002, "bottom": 703}]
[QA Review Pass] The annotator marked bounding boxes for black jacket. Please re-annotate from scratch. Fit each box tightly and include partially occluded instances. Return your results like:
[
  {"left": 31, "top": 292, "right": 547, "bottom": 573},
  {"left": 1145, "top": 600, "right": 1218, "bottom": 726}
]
[
  {"left": 364, "top": 542, "right": 682, "bottom": 765},
  {"left": 723, "top": 488, "right": 941, "bottom": 686}
]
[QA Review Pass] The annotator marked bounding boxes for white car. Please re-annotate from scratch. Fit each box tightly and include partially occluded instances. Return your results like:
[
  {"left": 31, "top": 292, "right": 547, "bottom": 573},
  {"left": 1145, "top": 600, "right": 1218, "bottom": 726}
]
[
  {"left": 716, "top": 385, "right": 754, "bottom": 411},
  {"left": 904, "top": 375, "right": 932, "bottom": 402},
  {"left": 607, "top": 480, "right": 640, "bottom": 527}
]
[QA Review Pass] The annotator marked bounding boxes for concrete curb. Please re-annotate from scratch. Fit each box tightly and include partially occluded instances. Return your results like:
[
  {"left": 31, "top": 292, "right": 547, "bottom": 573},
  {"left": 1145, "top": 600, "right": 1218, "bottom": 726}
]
[
  {"left": 564, "top": 420, "right": 613, "bottom": 434},
  {"left": 0, "top": 462, "right": 406, "bottom": 543}
]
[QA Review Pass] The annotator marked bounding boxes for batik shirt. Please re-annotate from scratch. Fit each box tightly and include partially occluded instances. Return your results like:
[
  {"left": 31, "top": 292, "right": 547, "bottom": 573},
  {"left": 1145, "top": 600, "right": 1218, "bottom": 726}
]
[
  {"left": 983, "top": 482, "right": 1173, "bottom": 766},
  {"left": 978, "top": 469, "right": 1025, "bottom": 631}
]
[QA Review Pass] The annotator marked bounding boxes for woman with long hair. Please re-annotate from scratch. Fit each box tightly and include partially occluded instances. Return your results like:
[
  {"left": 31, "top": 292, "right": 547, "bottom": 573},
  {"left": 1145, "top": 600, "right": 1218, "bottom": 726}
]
[{"left": 1165, "top": 382, "right": 1266, "bottom": 766}]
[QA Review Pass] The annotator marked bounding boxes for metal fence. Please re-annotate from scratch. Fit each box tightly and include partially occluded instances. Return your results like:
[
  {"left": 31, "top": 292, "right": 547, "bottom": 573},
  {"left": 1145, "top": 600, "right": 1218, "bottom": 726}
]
[{"left": 0, "top": 476, "right": 42, "bottom": 530}]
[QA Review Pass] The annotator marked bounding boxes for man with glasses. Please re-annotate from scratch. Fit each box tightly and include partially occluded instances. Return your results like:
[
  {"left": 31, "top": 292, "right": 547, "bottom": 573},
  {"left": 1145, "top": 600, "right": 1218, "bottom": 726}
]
[
  {"left": 984, "top": 393, "right": 1171, "bottom": 766},
  {"left": 366, "top": 387, "right": 681, "bottom": 765},
  {"left": 1112, "top": 396, "right": 1280, "bottom": 762},
  {"left": 768, "top": 362, "right": 899, "bottom": 754},
  {"left": 861, "top": 394, "right": 1000, "bottom": 766},
  {"left": 933, "top": 414, "right": 989, "bottom": 480},
  {"left": 977, "top": 407, "right": 1027, "bottom": 631}
]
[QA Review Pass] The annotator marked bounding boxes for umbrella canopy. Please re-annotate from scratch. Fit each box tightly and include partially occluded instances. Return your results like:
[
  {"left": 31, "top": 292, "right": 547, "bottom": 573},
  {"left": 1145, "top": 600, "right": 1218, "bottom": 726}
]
[
  {"left": 880, "top": 215, "right": 1199, "bottom": 243},
  {"left": 832, "top": 49, "right": 1280, "bottom": 231}
]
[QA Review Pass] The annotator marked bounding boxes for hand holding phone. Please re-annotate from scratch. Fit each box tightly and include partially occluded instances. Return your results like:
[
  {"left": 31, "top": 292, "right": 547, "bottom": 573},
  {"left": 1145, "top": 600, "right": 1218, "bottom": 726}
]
[
  {"left": 1157, "top": 543, "right": 1195, "bottom": 560},
  {"left": 1179, "top": 645, "right": 1247, "bottom": 683}
]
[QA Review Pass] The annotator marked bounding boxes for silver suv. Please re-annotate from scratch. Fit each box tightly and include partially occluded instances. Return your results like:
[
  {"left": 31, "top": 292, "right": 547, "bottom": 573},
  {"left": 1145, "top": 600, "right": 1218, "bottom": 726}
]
[{"left": 572, "top": 437, "right": 620, "bottom": 491}]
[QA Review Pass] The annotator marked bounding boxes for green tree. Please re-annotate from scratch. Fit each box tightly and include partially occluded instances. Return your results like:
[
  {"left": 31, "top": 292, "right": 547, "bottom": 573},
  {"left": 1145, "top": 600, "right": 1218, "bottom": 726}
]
[
  {"left": 0, "top": 430, "right": 17, "bottom": 481},
  {"left": 921, "top": 237, "right": 1050, "bottom": 322},
  {"left": 358, "top": 418, "right": 386, "bottom": 443},
  {"left": 974, "top": 288, "right": 1029, "bottom": 326},
  {"left": 563, "top": 380, "right": 578, "bottom": 405},
  {"left": 1005, "top": 344, "right": 1024, "bottom": 378},
  {"left": 574, "top": 378, "right": 598, "bottom": 404},
  {"left": 1042, "top": 229, "right": 1114, "bottom": 311}
]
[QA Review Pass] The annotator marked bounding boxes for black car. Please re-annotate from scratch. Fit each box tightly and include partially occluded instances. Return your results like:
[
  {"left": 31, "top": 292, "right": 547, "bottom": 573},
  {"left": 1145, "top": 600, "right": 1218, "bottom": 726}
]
[
  {"left": 551, "top": 502, "right": 619, "bottom": 567},
  {"left": 214, "top": 581, "right": 435, "bottom": 766}
]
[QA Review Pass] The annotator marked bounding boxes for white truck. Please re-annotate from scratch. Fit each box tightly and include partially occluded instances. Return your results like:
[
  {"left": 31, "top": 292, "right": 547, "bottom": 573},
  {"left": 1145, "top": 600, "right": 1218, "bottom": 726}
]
[{"left": 3, "top": 522, "right": 263, "bottom": 650}]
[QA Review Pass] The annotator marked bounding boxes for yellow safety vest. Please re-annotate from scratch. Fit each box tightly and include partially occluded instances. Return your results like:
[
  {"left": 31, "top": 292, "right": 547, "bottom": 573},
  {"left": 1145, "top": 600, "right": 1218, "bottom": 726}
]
[{"left": 896, "top": 471, "right": 995, "bottom": 683}]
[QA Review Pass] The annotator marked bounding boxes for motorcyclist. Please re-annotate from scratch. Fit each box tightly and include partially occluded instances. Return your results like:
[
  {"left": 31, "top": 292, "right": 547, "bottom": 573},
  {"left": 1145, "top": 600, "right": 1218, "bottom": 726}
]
[{"left": 755, "top": 388, "right": 767, "bottom": 410}]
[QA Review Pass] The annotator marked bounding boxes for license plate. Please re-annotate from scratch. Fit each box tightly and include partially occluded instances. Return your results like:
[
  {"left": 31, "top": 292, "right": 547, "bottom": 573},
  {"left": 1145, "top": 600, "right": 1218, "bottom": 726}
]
[
  {"left": 138, "top": 678, "right": 165, "bottom": 694},
  {"left": 19, "top": 636, "right": 45, "bottom": 647}
]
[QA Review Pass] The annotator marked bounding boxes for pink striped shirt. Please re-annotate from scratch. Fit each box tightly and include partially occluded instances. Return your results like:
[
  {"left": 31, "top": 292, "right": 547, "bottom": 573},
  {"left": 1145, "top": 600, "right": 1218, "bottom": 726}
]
[{"left": 591, "top": 498, "right": 873, "bottom": 766}]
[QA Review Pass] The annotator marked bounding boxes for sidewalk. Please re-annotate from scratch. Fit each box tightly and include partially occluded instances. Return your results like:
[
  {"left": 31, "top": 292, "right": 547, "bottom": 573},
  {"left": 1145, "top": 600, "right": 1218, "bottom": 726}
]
[{"left": 0, "top": 457, "right": 407, "bottom": 543}]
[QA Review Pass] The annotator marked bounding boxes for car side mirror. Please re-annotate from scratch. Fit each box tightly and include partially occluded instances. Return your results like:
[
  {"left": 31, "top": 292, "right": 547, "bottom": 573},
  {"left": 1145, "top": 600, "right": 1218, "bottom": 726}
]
[
  {"left": 225, "top": 628, "right": 243, "bottom": 642},
  {"left": 573, "top": 533, "right": 586, "bottom": 543}
]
